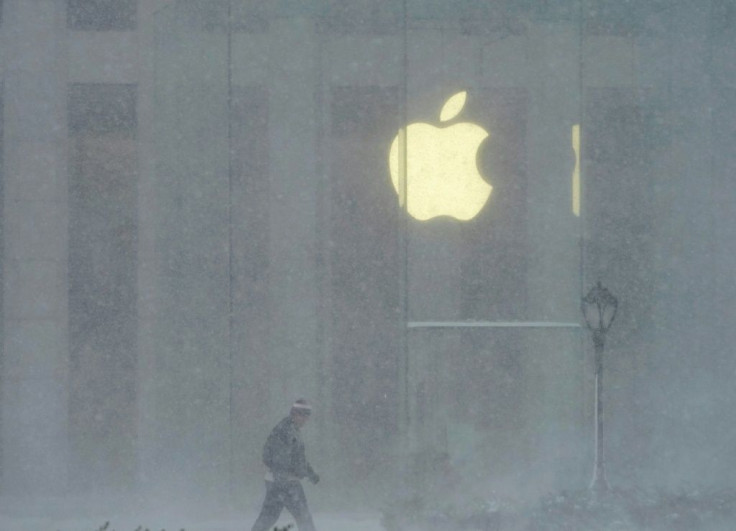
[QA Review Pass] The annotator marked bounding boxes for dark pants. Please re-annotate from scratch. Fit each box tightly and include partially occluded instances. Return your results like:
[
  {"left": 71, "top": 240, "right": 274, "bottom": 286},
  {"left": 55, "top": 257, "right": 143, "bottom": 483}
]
[{"left": 251, "top": 480, "right": 316, "bottom": 531}]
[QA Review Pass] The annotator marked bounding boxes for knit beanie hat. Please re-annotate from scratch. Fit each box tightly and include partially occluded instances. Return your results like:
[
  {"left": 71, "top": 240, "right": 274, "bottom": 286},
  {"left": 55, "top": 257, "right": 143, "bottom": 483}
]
[{"left": 291, "top": 398, "right": 312, "bottom": 416}]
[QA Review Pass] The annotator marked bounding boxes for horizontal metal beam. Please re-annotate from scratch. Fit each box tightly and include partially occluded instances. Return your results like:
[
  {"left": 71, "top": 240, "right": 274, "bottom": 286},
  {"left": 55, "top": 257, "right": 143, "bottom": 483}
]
[{"left": 408, "top": 321, "right": 582, "bottom": 329}]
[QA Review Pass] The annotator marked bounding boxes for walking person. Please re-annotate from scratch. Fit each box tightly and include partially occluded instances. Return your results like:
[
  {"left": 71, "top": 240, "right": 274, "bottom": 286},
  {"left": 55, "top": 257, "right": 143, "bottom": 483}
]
[{"left": 251, "top": 399, "right": 320, "bottom": 531}]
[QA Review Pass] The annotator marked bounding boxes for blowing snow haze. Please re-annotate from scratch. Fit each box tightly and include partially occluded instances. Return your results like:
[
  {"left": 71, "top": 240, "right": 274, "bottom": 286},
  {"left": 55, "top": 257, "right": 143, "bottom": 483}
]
[{"left": 0, "top": 1, "right": 735, "bottom": 530}]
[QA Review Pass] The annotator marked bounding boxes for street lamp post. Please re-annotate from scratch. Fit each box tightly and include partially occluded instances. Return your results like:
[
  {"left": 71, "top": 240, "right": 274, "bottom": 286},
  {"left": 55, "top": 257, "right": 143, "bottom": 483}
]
[{"left": 582, "top": 281, "right": 618, "bottom": 496}]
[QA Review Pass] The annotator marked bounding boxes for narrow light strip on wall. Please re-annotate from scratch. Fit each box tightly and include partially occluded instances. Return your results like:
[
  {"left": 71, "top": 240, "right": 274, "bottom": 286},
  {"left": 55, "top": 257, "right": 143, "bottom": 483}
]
[{"left": 572, "top": 123, "right": 581, "bottom": 217}]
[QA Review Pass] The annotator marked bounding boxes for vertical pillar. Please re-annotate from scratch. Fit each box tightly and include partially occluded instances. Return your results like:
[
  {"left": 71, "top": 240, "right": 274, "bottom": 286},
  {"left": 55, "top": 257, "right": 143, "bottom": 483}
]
[
  {"left": 524, "top": 23, "right": 587, "bottom": 490},
  {"left": 135, "top": 0, "right": 160, "bottom": 499},
  {"left": 267, "top": 17, "right": 319, "bottom": 413},
  {"left": 647, "top": 2, "right": 718, "bottom": 485},
  {"left": 1, "top": 0, "right": 69, "bottom": 494},
  {"left": 149, "top": 0, "right": 231, "bottom": 502}
]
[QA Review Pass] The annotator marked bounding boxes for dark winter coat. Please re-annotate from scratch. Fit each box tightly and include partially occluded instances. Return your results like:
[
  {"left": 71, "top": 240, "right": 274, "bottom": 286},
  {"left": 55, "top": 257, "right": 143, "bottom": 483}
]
[{"left": 262, "top": 416, "right": 317, "bottom": 482}]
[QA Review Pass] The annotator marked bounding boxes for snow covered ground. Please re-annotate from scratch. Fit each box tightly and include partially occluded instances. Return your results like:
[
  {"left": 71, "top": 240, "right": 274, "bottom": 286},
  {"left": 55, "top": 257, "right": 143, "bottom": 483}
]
[{"left": 0, "top": 512, "right": 384, "bottom": 531}]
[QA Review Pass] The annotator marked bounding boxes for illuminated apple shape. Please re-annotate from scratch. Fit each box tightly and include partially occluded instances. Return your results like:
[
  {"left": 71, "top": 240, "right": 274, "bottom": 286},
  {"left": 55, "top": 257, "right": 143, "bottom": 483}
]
[{"left": 388, "top": 91, "right": 492, "bottom": 221}]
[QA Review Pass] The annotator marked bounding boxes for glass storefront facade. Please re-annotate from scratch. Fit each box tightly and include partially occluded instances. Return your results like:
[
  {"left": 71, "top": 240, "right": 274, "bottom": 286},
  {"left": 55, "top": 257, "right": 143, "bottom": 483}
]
[{"left": 147, "top": 1, "right": 603, "bottom": 503}]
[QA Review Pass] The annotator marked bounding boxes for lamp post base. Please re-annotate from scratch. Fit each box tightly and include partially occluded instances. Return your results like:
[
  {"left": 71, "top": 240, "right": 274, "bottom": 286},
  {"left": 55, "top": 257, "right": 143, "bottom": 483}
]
[{"left": 590, "top": 473, "right": 609, "bottom": 501}]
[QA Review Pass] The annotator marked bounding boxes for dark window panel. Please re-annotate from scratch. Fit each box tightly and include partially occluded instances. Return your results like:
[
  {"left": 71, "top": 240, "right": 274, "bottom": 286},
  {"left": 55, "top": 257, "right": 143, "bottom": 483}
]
[
  {"left": 404, "top": 0, "right": 571, "bottom": 26},
  {"left": 524, "top": 0, "right": 579, "bottom": 23},
  {"left": 67, "top": 0, "right": 136, "bottom": 31},
  {"left": 229, "top": 86, "right": 271, "bottom": 493},
  {"left": 585, "top": 0, "right": 639, "bottom": 36},
  {"left": 584, "top": 89, "right": 661, "bottom": 339},
  {"left": 183, "top": 0, "right": 229, "bottom": 33},
  {"left": 328, "top": 85, "right": 402, "bottom": 478},
  {"left": 459, "top": 89, "right": 529, "bottom": 321},
  {"left": 68, "top": 83, "right": 138, "bottom": 490},
  {"left": 584, "top": 0, "right": 671, "bottom": 37},
  {"left": 712, "top": 89, "right": 736, "bottom": 357},
  {"left": 458, "top": 329, "right": 526, "bottom": 462},
  {"left": 157, "top": 0, "right": 268, "bottom": 34},
  {"left": 459, "top": 17, "right": 526, "bottom": 36},
  {"left": 331, "top": 86, "right": 401, "bottom": 137},
  {"left": 459, "top": 2, "right": 526, "bottom": 36},
  {"left": 230, "top": 86, "right": 270, "bottom": 285},
  {"left": 318, "top": 0, "right": 402, "bottom": 35},
  {"left": 231, "top": 0, "right": 270, "bottom": 32},
  {"left": 68, "top": 83, "right": 137, "bottom": 134}
]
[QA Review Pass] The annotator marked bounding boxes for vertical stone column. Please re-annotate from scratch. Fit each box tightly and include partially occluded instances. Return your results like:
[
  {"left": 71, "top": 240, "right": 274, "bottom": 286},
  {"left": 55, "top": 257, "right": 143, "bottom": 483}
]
[
  {"left": 646, "top": 2, "right": 718, "bottom": 484},
  {"left": 319, "top": 36, "right": 405, "bottom": 499},
  {"left": 135, "top": 0, "right": 159, "bottom": 498},
  {"left": 1, "top": 0, "right": 69, "bottom": 495},
  {"left": 656, "top": 3, "right": 715, "bottom": 360},
  {"left": 229, "top": 27, "right": 272, "bottom": 503},
  {"left": 523, "top": 23, "right": 587, "bottom": 490},
  {"left": 266, "top": 17, "right": 319, "bottom": 415},
  {"left": 148, "top": 1, "right": 231, "bottom": 502}
]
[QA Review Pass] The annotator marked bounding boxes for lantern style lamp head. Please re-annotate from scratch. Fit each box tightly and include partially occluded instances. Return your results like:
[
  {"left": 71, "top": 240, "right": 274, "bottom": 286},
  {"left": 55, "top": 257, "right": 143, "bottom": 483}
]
[{"left": 582, "top": 281, "right": 618, "bottom": 333}]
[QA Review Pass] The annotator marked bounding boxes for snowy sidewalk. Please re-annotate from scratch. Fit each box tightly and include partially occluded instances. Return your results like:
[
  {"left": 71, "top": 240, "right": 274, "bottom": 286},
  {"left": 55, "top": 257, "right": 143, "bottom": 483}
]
[{"left": 0, "top": 512, "right": 385, "bottom": 531}]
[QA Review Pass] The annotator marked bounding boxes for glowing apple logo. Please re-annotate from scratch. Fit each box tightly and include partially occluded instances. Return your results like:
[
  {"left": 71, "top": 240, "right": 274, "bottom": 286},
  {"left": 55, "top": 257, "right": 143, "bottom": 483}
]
[{"left": 388, "top": 91, "right": 492, "bottom": 221}]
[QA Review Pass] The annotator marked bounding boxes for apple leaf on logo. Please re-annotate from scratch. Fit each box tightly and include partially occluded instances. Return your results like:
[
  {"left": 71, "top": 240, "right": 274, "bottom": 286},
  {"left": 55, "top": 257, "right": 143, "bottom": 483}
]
[{"left": 439, "top": 91, "right": 467, "bottom": 122}]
